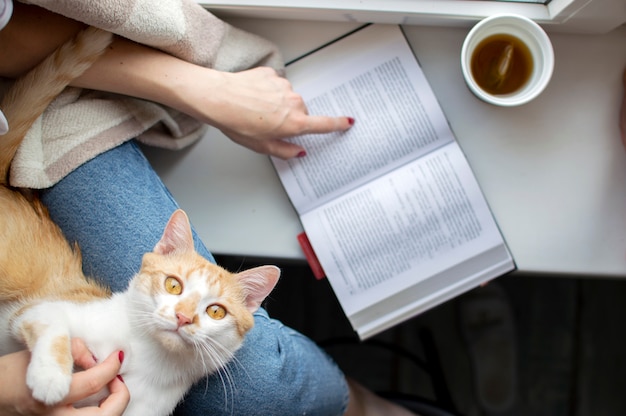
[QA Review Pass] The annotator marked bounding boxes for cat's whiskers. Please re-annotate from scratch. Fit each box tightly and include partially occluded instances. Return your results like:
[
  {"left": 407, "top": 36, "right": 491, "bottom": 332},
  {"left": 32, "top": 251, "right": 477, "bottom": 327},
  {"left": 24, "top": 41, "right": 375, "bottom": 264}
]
[
  {"left": 205, "top": 340, "right": 250, "bottom": 377},
  {"left": 127, "top": 308, "right": 158, "bottom": 333},
  {"left": 214, "top": 362, "right": 237, "bottom": 414},
  {"left": 195, "top": 335, "right": 232, "bottom": 372},
  {"left": 122, "top": 264, "right": 138, "bottom": 284},
  {"left": 191, "top": 337, "right": 230, "bottom": 404},
  {"left": 192, "top": 335, "right": 238, "bottom": 412}
]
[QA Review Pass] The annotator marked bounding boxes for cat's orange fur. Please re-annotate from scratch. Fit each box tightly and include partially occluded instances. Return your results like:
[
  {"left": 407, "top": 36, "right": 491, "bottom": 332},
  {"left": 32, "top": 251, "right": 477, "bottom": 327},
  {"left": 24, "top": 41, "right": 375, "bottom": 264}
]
[
  {"left": 0, "top": 27, "right": 113, "bottom": 303},
  {"left": 0, "top": 187, "right": 110, "bottom": 302}
]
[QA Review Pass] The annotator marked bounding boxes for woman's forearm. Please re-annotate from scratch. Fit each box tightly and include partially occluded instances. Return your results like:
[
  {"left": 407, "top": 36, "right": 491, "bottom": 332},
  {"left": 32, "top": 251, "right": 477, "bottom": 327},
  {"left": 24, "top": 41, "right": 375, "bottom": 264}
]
[
  {"left": 73, "top": 34, "right": 220, "bottom": 117},
  {"left": 0, "top": 3, "right": 221, "bottom": 119}
]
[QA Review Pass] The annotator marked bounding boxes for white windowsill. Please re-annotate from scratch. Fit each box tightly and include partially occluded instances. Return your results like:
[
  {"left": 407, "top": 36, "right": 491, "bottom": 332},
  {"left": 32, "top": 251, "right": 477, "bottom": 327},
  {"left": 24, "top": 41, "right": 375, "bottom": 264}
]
[{"left": 197, "top": 0, "right": 626, "bottom": 33}]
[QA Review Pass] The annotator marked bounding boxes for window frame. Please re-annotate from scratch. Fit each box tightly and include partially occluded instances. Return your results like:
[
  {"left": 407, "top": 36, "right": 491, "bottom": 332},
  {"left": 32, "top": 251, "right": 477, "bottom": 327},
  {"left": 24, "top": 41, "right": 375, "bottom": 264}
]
[{"left": 197, "top": 0, "right": 625, "bottom": 33}]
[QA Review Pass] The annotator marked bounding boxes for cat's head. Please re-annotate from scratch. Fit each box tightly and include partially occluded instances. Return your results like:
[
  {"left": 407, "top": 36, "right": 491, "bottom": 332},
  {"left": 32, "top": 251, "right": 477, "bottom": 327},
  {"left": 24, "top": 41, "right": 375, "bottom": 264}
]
[{"left": 128, "top": 210, "right": 280, "bottom": 364}]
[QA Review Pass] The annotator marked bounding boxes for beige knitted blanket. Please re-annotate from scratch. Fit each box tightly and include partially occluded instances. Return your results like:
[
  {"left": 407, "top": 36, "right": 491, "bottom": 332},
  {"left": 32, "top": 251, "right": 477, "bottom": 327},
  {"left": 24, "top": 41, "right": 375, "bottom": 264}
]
[{"left": 8, "top": 0, "right": 283, "bottom": 188}]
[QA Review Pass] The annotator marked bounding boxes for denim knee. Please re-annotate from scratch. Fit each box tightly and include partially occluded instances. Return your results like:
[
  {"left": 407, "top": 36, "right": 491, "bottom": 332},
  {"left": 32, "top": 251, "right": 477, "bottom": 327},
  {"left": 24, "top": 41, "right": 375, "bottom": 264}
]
[{"left": 175, "top": 309, "right": 349, "bottom": 416}]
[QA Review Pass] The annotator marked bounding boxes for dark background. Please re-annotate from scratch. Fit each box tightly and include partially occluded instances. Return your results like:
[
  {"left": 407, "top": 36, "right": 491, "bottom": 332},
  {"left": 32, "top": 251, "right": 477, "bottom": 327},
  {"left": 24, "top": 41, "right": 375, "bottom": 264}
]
[{"left": 216, "top": 254, "right": 626, "bottom": 416}]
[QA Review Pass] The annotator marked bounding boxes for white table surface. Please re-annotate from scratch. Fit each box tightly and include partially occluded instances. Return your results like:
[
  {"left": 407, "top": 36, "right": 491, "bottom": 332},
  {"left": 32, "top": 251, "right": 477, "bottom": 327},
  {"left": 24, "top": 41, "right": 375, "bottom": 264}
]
[{"left": 144, "top": 19, "right": 626, "bottom": 277}]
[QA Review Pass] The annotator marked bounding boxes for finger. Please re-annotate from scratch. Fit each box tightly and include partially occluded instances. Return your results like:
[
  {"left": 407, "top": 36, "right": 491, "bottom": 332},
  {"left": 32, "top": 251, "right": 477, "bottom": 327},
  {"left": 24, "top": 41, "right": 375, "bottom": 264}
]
[
  {"left": 224, "top": 129, "right": 308, "bottom": 160},
  {"left": 71, "top": 338, "right": 97, "bottom": 370},
  {"left": 62, "top": 350, "right": 123, "bottom": 405},
  {"left": 49, "top": 379, "right": 129, "bottom": 416},
  {"left": 265, "top": 139, "right": 308, "bottom": 160},
  {"left": 98, "top": 377, "right": 130, "bottom": 415},
  {"left": 303, "top": 115, "right": 354, "bottom": 135}
]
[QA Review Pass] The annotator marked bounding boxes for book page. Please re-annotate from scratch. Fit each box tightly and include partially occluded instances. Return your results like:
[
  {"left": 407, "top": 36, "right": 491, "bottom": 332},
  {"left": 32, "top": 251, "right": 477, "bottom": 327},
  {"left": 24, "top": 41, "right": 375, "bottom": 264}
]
[
  {"left": 301, "top": 142, "right": 507, "bottom": 317},
  {"left": 272, "top": 25, "right": 455, "bottom": 214}
]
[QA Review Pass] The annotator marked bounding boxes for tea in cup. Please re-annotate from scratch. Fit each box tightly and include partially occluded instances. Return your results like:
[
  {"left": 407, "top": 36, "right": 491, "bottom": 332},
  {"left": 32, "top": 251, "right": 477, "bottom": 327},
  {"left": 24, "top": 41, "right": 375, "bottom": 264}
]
[{"left": 461, "top": 14, "right": 554, "bottom": 106}]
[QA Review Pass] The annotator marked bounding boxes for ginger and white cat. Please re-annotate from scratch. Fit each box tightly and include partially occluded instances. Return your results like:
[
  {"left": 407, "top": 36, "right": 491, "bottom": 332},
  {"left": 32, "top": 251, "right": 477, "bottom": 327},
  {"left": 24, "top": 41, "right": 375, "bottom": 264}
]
[{"left": 0, "top": 26, "right": 280, "bottom": 414}]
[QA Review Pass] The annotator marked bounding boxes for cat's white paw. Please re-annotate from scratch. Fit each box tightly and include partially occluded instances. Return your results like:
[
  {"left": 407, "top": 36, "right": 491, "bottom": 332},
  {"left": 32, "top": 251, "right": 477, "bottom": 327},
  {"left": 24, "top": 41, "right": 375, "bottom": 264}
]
[{"left": 26, "top": 363, "right": 72, "bottom": 405}]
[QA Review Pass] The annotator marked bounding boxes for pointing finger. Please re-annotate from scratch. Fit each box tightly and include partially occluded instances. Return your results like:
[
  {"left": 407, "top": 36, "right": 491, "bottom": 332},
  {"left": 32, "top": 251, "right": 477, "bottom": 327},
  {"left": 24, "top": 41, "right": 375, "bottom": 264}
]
[{"left": 303, "top": 116, "right": 354, "bottom": 135}]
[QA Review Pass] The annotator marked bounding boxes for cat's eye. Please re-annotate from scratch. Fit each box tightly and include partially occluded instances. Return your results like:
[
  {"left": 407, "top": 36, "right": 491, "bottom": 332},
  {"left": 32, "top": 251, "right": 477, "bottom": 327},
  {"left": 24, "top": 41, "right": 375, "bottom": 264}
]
[
  {"left": 206, "top": 304, "right": 227, "bottom": 320},
  {"left": 164, "top": 276, "right": 183, "bottom": 295}
]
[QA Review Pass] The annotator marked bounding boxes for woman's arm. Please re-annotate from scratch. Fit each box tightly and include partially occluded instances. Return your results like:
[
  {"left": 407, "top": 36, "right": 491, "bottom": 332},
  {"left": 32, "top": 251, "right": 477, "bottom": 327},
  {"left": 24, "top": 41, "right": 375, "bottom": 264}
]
[
  {"left": 73, "top": 37, "right": 353, "bottom": 159},
  {"left": 0, "top": 3, "right": 353, "bottom": 159}
]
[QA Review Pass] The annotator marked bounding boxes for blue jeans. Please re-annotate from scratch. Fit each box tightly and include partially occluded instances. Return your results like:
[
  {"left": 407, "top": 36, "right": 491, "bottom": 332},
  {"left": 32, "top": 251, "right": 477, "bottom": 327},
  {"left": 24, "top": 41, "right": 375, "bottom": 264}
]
[{"left": 40, "top": 140, "right": 349, "bottom": 416}]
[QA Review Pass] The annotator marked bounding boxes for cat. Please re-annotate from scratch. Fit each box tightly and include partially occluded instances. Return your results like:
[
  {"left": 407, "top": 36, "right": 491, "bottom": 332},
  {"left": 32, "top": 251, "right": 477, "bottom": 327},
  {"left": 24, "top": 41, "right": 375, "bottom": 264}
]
[{"left": 0, "top": 26, "right": 280, "bottom": 414}]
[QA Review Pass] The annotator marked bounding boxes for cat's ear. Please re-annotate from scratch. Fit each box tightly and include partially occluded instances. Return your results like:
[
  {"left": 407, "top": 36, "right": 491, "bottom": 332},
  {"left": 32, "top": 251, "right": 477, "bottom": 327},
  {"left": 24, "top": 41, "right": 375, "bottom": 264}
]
[
  {"left": 236, "top": 266, "right": 280, "bottom": 313},
  {"left": 154, "top": 209, "right": 195, "bottom": 255}
]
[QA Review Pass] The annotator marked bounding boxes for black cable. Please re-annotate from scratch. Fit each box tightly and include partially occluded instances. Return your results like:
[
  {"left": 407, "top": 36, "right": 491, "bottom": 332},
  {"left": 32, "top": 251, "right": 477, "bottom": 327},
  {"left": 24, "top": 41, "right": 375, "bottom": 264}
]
[{"left": 319, "top": 336, "right": 432, "bottom": 380}]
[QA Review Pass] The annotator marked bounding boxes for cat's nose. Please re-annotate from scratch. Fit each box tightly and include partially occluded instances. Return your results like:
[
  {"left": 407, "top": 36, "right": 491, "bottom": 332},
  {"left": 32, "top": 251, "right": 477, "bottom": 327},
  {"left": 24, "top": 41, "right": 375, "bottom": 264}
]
[{"left": 176, "top": 312, "right": 192, "bottom": 327}]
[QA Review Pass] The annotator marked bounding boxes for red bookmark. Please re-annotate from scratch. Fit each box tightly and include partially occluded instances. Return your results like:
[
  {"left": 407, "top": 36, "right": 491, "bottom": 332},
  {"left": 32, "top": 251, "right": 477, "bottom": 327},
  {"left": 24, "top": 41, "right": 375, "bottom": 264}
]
[{"left": 297, "top": 232, "right": 326, "bottom": 280}]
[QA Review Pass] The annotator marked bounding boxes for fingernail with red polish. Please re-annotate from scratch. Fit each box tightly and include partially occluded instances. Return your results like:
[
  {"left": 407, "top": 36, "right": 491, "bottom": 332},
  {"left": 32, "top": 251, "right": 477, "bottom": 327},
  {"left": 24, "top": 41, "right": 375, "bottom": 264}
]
[
  {"left": 297, "top": 151, "right": 307, "bottom": 158},
  {"left": 118, "top": 351, "right": 125, "bottom": 364},
  {"left": 117, "top": 375, "right": 125, "bottom": 383},
  {"left": 347, "top": 117, "right": 355, "bottom": 126}
]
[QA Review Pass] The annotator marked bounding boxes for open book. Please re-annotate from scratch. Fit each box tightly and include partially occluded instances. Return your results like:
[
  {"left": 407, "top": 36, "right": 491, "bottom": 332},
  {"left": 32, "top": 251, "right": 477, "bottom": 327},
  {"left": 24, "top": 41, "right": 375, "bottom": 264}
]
[{"left": 271, "top": 24, "right": 515, "bottom": 339}]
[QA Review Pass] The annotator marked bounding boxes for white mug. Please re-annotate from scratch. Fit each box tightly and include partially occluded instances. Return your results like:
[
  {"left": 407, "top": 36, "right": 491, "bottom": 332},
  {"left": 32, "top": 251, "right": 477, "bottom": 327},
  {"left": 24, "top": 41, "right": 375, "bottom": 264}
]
[{"left": 461, "top": 14, "right": 554, "bottom": 107}]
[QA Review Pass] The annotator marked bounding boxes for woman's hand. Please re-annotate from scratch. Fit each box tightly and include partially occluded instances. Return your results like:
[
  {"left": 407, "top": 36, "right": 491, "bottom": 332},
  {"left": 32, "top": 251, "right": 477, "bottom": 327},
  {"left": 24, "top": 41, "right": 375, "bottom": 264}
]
[
  {"left": 185, "top": 67, "right": 354, "bottom": 159},
  {"left": 0, "top": 339, "right": 129, "bottom": 415}
]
